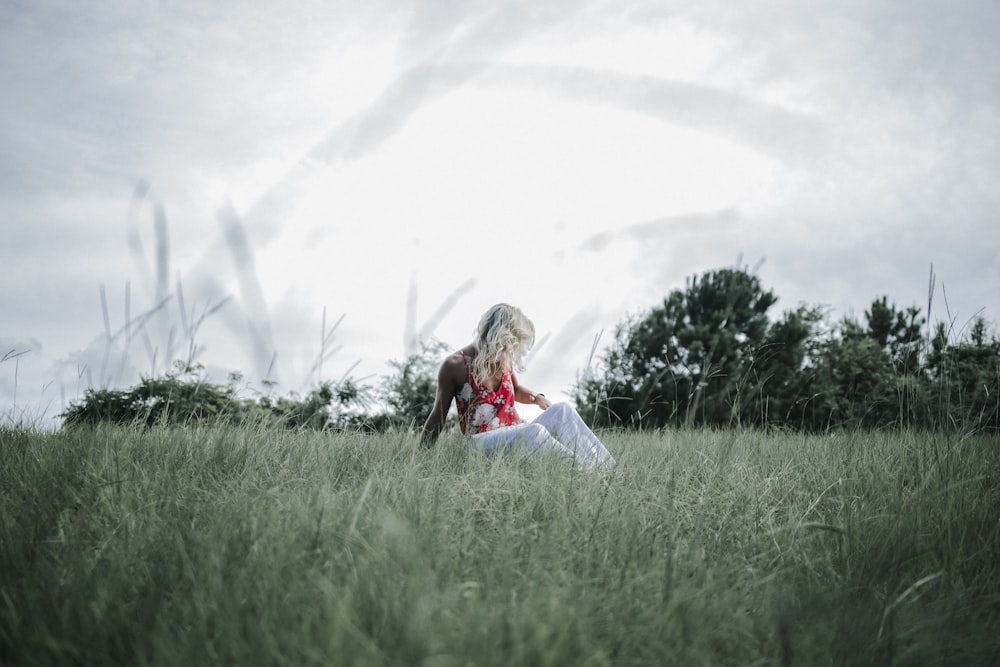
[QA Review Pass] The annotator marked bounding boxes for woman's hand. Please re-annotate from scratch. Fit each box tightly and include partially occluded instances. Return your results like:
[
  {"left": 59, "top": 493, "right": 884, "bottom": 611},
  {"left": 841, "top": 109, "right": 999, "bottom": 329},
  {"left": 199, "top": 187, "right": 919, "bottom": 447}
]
[{"left": 532, "top": 393, "right": 552, "bottom": 410}]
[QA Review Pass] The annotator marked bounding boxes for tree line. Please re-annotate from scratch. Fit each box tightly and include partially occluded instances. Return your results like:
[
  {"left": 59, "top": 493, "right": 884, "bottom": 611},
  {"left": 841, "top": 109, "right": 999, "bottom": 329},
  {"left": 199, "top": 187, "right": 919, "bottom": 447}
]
[
  {"left": 59, "top": 345, "right": 446, "bottom": 432},
  {"left": 573, "top": 267, "right": 999, "bottom": 432},
  {"left": 61, "top": 266, "right": 998, "bottom": 433}
]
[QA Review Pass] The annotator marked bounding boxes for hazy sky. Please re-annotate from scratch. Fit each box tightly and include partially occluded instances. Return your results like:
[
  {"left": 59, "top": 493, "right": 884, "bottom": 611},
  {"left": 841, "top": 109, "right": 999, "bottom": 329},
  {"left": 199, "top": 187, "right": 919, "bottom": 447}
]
[{"left": 3, "top": 0, "right": 999, "bottom": 426}]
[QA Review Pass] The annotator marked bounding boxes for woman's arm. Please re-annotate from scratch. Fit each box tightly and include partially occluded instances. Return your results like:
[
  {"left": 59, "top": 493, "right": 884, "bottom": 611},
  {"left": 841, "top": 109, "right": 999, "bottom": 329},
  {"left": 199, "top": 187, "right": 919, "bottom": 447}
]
[
  {"left": 421, "top": 356, "right": 461, "bottom": 446},
  {"left": 511, "top": 372, "right": 552, "bottom": 410}
]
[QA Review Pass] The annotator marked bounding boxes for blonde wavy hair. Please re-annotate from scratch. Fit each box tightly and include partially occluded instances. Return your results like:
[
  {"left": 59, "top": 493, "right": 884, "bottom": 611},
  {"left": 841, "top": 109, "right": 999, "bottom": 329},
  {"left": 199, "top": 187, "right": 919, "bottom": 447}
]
[{"left": 471, "top": 303, "right": 535, "bottom": 386}]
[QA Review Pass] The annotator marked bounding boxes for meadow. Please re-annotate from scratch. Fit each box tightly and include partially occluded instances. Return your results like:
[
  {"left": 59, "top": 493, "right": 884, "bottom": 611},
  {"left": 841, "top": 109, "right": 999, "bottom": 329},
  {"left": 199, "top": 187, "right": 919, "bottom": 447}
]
[{"left": 1, "top": 424, "right": 998, "bottom": 666}]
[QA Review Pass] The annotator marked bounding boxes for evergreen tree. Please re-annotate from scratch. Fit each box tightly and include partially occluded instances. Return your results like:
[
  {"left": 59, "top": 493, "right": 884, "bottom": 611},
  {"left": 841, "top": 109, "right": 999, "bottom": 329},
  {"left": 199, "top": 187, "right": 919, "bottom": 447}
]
[
  {"left": 926, "top": 317, "right": 1000, "bottom": 431},
  {"left": 740, "top": 305, "right": 823, "bottom": 429},
  {"left": 575, "top": 267, "right": 785, "bottom": 428}
]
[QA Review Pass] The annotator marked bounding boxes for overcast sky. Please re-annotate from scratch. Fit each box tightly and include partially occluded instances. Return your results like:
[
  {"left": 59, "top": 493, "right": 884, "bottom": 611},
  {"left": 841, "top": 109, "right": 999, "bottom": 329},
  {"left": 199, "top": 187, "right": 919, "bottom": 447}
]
[{"left": 3, "top": 0, "right": 999, "bottom": 426}]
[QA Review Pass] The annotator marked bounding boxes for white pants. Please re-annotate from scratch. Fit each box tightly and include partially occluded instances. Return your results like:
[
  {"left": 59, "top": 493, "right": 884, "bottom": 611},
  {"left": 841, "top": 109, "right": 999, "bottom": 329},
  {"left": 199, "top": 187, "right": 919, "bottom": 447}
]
[{"left": 471, "top": 402, "right": 615, "bottom": 472}]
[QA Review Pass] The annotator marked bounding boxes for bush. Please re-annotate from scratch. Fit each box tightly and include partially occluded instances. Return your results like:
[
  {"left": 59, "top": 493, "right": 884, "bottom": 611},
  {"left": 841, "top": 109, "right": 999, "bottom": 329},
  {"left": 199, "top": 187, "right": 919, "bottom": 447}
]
[
  {"left": 61, "top": 363, "right": 367, "bottom": 430},
  {"left": 575, "top": 267, "right": 1000, "bottom": 433},
  {"left": 343, "top": 340, "right": 455, "bottom": 433}
]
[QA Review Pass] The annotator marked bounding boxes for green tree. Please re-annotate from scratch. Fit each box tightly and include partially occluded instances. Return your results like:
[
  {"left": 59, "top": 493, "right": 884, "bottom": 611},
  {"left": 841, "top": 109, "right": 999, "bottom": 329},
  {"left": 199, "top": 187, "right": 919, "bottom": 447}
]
[
  {"left": 810, "top": 320, "right": 897, "bottom": 430},
  {"left": 381, "top": 340, "right": 448, "bottom": 430},
  {"left": 865, "top": 296, "right": 924, "bottom": 374},
  {"left": 574, "top": 267, "right": 782, "bottom": 428},
  {"left": 807, "top": 298, "right": 928, "bottom": 430},
  {"left": 926, "top": 317, "right": 1000, "bottom": 431},
  {"left": 339, "top": 340, "right": 452, "bottom": 432},
  {"left": 738, "top": 305, "right": 824, "bottom": 428},
  {"left": 257, "top": 379, "right": 370, "bottom": 430}
]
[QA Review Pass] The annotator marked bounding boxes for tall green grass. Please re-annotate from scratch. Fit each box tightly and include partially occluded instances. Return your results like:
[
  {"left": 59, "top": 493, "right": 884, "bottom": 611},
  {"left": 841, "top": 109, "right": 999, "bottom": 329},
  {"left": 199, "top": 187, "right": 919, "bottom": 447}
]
[{"left": 1, "top": 425, "right": 998, "bottom": 665}]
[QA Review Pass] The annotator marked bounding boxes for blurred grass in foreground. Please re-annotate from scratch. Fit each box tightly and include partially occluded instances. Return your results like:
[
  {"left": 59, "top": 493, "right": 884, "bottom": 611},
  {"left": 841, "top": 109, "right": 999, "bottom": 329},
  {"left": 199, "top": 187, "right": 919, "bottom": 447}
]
[{"left": 1, "top": 425, "right": 998, "bottom": 665}]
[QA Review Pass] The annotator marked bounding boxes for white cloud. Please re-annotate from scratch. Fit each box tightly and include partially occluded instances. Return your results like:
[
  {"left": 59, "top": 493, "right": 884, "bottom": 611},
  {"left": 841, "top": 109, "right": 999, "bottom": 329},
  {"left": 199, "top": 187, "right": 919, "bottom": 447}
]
[{"left": 2, "top": 0, "right": 999, "bottom": 423}]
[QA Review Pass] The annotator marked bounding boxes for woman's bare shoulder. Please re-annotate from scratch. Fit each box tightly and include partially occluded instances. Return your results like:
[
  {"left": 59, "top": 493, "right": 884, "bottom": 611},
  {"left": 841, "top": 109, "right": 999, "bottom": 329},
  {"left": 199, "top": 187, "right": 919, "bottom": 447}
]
[{"left": 438, "top": 349, "right": 468, "bottom": 382}]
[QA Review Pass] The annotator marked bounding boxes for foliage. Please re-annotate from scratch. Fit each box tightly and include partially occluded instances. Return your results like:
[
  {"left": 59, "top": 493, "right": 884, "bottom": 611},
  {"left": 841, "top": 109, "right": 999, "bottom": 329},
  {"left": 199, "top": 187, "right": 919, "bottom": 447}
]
[
  {"left": 255, "top": 378, "right": 371, "bottom": 431},
  {"left": 60, "top": 362, "right": 368, "bottom": 430},
  {"left": 61, "top": 364, "right": 240, "bottom": 427},
  {"left": 925, "top": 317, "right": 1000, "bottom": 431},
  {"left": 382, "top": 339, "right": 448, "bottom": 427},
  {"left": 575, "top": 266, "right": 999, "bottom": 433},
  {"left": 346, "top": 339, "right": 454, "bottom": 432},
  {"left": 2, "top": 425, "right": 998, "bottom": 665},
  {"left": 738, "top": 304, "right": 825, "bottom": 428},
  {"left": 59, "top": 266, "right": 999, "bottom": 435},
  {"left": 60, "top": 341, "right": 454, "bottom": 433},
  {"left": 865, "top": 296, "right": 924, "bottom": 374},
  {"left": 576, "top": 267, "right": 798, "bottom": 429}
]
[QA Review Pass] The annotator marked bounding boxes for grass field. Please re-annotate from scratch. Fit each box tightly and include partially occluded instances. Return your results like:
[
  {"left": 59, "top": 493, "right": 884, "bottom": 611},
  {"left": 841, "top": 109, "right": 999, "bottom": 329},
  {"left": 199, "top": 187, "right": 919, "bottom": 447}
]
[{"left": 1, "top": 425, "right": 998, "bottom": 665}]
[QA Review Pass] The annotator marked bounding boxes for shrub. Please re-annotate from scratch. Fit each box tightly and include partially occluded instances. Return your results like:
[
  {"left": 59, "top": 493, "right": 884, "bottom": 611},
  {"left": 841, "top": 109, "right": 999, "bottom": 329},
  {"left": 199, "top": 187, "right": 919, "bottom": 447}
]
[{"left": 60, "top": 363, "right": 368, "bottom": 430}]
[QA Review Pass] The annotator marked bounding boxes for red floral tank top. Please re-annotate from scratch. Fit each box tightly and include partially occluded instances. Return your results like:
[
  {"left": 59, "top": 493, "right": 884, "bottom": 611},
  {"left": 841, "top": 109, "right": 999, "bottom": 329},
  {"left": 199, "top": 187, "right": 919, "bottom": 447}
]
[{"left": 455, "top": 351, "right": 519, "bottom": 435}]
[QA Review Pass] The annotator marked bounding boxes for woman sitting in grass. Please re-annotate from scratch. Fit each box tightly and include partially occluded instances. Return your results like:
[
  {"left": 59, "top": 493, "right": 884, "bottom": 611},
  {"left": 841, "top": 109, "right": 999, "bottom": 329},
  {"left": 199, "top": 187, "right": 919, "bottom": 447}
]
[{"left": 421, "top": 303, "right": 614, "bottom": 471}]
